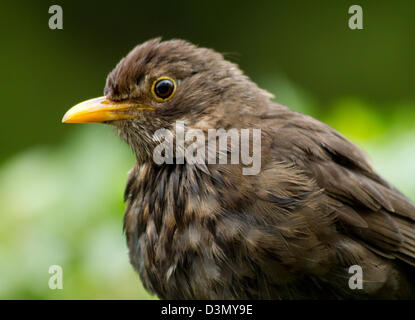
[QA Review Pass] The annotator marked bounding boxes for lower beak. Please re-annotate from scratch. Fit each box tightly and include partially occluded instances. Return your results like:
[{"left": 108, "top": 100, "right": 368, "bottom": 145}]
[{"left": 62, "top": 96, "right": 154, "bottom": 123}]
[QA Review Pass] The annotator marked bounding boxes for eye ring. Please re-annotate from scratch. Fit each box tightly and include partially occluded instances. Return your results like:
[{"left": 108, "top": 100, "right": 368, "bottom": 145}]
[{"left": 151, "top": 76, "right": 177, "bottom": 102}]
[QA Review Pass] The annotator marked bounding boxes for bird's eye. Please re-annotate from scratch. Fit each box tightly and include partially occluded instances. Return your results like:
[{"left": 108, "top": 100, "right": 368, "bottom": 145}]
[{"left": 151, "top": 77, "right": 176, "bottom": 102}]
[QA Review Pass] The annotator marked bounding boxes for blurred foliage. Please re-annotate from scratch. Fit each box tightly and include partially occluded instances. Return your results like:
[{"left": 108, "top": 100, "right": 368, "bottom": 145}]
[
  {"left": 0, "top": 125, "right": 154, "bottom": 299},
  {"left": 0, "top": 0, "right": 414, "bottom": 299}
]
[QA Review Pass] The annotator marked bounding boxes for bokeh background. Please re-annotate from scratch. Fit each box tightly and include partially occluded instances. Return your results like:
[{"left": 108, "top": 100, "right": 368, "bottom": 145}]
[{"left": 0, "top": 0, "right": 414, "bottom": 299}]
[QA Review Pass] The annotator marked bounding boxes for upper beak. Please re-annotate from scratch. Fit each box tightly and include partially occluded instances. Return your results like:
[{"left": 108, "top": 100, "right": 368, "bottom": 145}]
[{"left": 62, "top": 96, "right": 155, "bottom": 123}]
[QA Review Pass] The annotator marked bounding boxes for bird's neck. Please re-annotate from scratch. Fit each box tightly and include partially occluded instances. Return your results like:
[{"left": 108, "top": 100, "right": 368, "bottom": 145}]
[{"left": 128, "top": 160, "right": 247, "bottom": 234}]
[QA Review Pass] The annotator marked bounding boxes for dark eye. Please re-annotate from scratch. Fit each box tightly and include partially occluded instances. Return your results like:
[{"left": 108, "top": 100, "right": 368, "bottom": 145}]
[{"left": 152, "top": 77, "right": 176, "bottom": 101}]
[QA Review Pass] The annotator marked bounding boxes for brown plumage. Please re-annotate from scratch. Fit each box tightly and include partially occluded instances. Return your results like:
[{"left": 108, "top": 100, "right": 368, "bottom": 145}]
[{"left": 64, "top": 38, "right": 415, "bottom": 299}]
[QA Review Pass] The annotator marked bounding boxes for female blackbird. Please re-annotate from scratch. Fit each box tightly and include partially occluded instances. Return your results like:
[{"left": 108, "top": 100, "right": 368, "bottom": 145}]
[{"left": 63, "top": 38, "right": 415, "bottom": 299}]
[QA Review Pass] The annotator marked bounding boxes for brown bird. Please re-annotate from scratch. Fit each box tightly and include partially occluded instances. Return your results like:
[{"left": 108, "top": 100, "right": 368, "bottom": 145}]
[{"left": 62, "top": 38, "right": 415, "bottom": 299}]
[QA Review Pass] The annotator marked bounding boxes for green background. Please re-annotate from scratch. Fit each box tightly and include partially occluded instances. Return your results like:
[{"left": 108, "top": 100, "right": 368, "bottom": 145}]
[{"left": 0, "top": 0, "right": 414, "bottom": 299}]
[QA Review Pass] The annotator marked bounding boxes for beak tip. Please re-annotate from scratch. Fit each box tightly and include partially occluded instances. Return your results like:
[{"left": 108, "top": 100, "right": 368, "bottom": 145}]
[{"left": 61, "top": 113, "right": 71, "bottom": 123}]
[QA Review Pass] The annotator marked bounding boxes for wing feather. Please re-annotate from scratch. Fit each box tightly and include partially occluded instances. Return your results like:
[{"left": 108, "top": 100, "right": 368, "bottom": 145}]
[{"left": 267, "top": 107, "right": 415, "bottom": 266}]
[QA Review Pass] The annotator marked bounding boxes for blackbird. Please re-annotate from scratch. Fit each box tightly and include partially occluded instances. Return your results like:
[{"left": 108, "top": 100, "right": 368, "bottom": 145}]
[{"left": 62, "top": 38, "right": 415, "bottom": 299}]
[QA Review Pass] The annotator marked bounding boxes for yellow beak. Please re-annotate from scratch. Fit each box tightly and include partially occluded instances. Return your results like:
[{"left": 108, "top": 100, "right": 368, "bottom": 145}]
[{"left": 62, "top": 96, "right": 154, "bottom": 123}]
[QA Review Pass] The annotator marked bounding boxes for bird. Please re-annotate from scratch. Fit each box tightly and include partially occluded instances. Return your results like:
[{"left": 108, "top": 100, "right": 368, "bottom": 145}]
[{"left": 62, "top": 38, "right": 415, "bottom": 299}]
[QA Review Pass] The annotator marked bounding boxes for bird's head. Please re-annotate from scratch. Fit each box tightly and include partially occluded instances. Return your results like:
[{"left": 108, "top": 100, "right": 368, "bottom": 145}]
[{"left": 62, "top": 38, "right": 272, "bottom": 162}]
